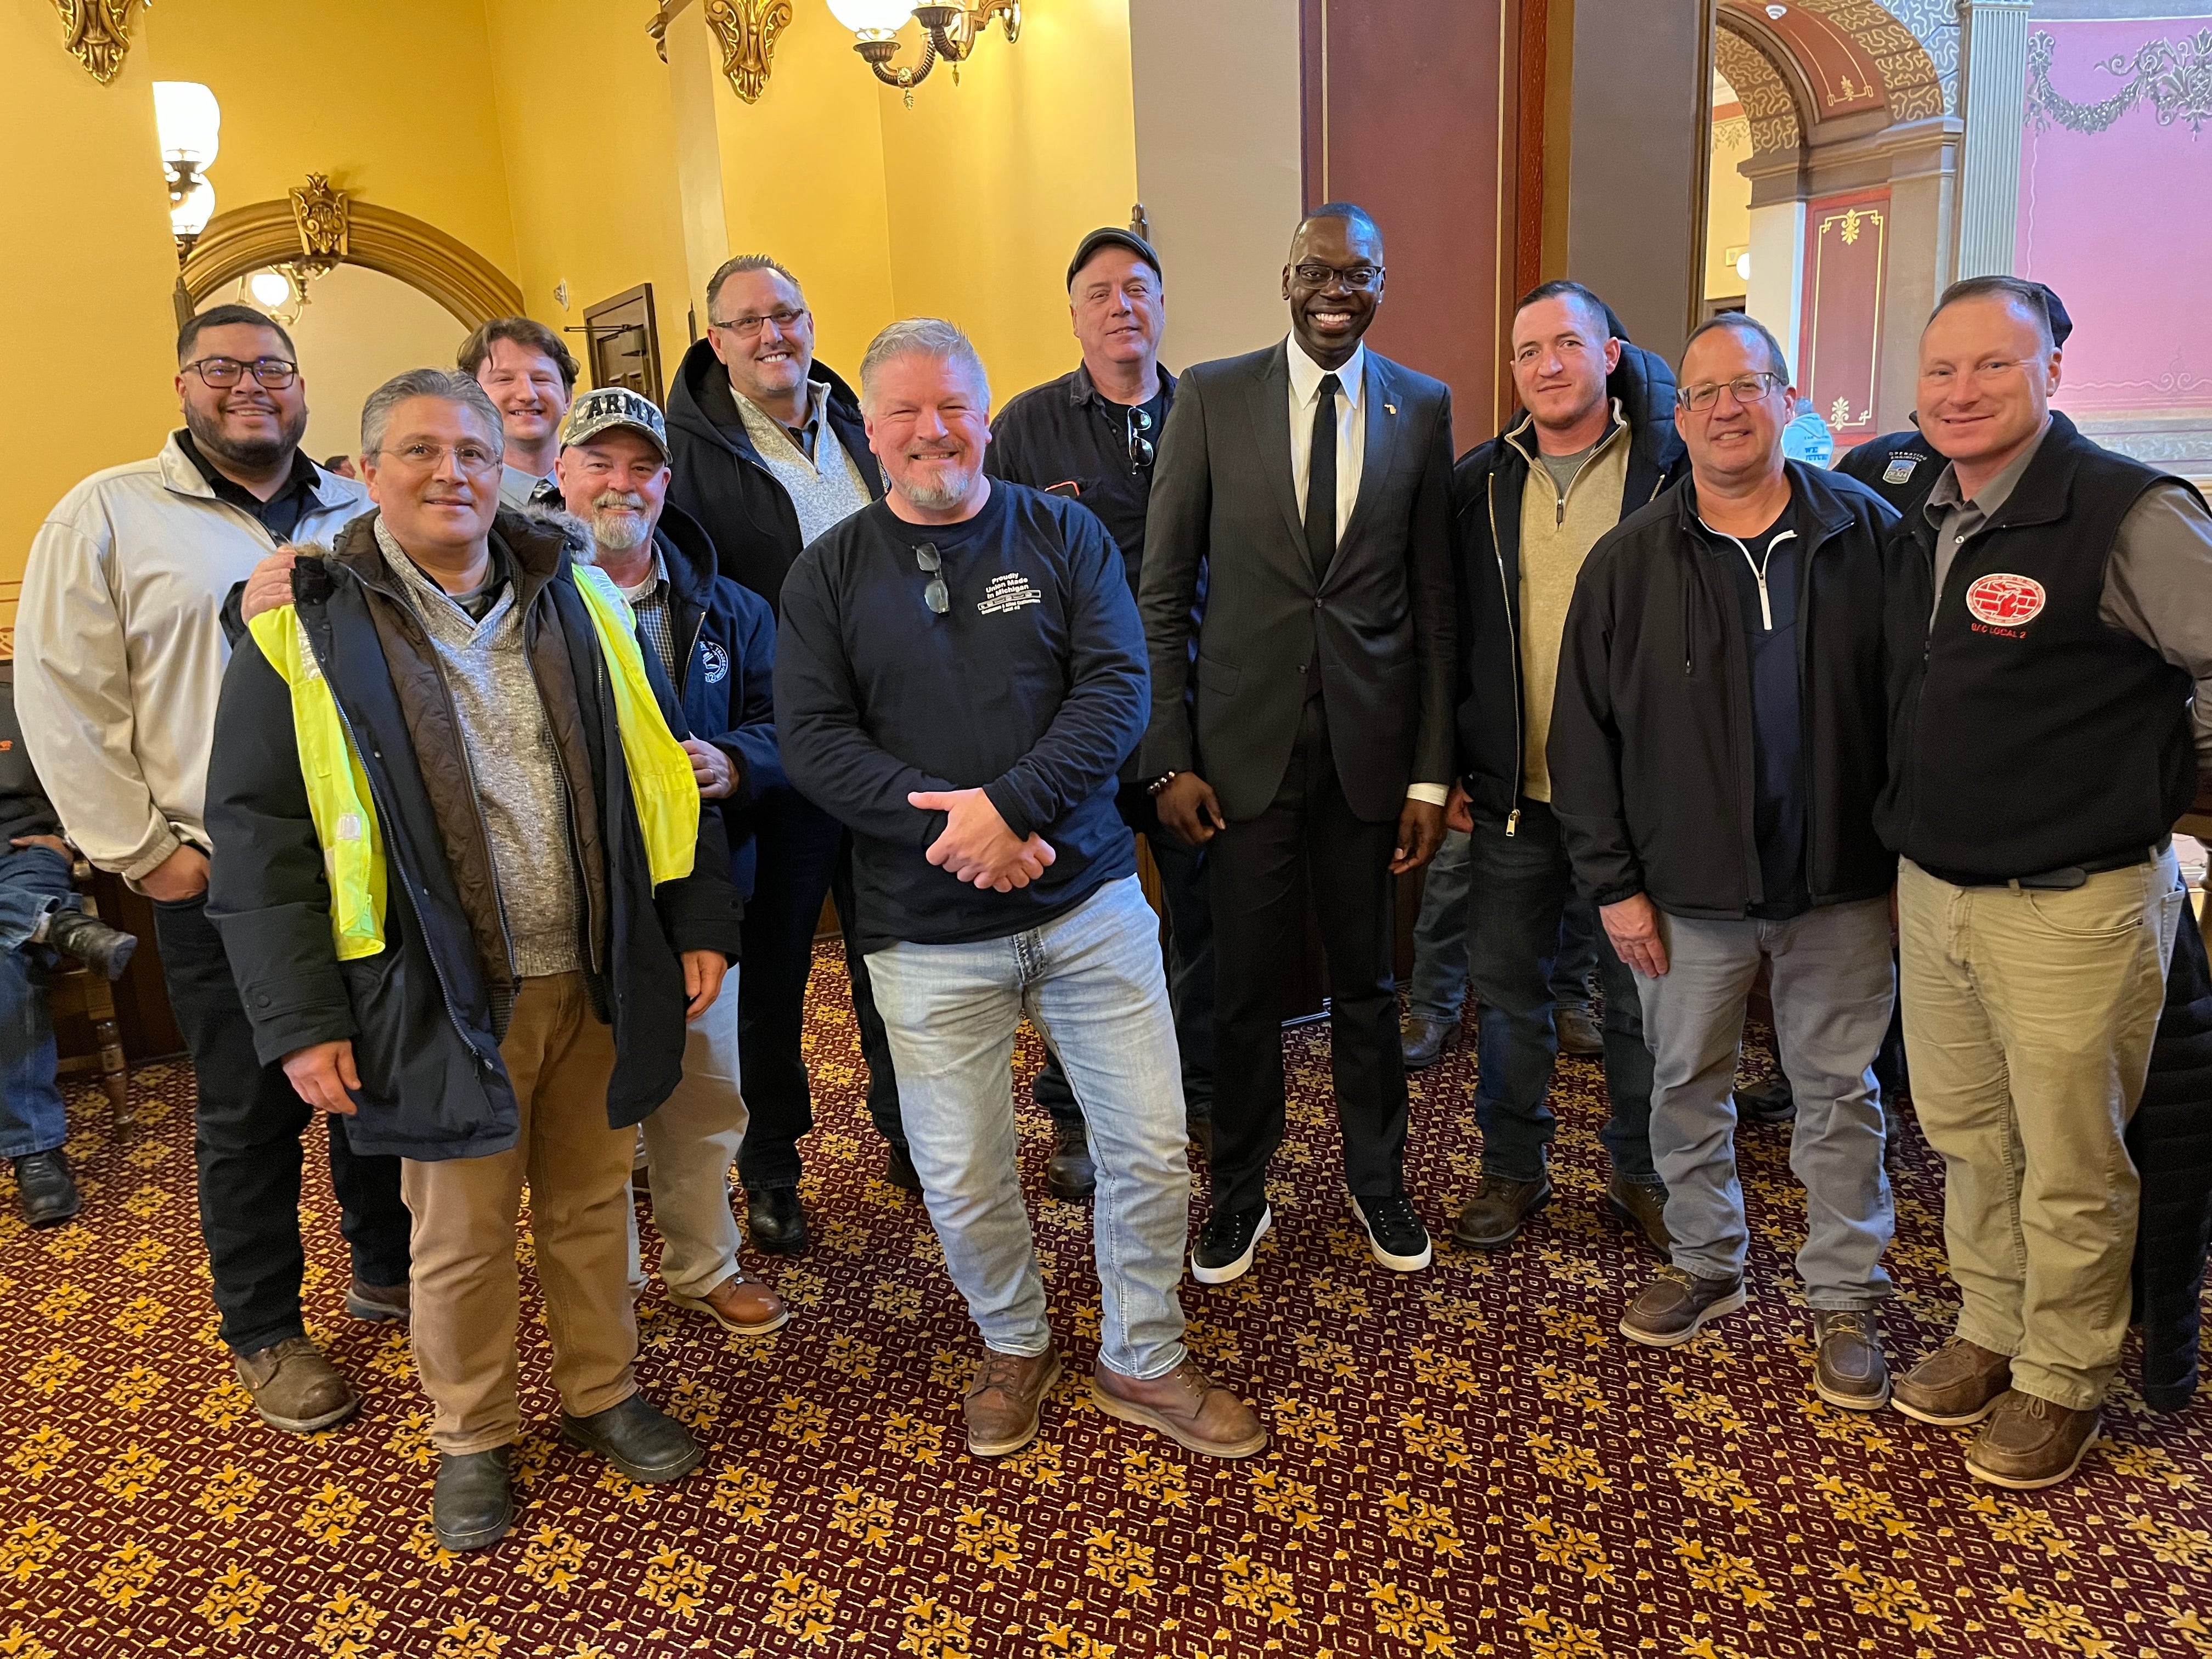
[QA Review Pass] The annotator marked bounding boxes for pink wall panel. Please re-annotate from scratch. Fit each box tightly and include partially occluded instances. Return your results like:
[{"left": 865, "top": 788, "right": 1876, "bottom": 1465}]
[
  {"left": 1799, "top": 188, "right": 1891, "bottom": 451},
  {"left": 2018, "top": 20, "right": 2212, "bottom": 417}
]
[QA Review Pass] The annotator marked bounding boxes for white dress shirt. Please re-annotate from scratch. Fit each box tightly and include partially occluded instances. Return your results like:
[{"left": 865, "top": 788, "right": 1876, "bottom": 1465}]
[
  {"left": 1281, "top": 335, "right": 1447, "bottom": 805},
  {"left": 1287, "top": 335, "right": 1365, "bottom": 535}
]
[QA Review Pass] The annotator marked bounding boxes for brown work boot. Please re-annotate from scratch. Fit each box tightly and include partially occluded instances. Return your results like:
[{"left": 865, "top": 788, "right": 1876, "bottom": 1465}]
[
  {"left": 673, "top": 1267, "right": 790, "bottom": 1336},
  {"left": 1812, "top": 1310, "right": 1891, "bottom": 1410},
  {"left": 962, "top": 1348, "right": 1062, "bottom": 1457},
  {"left": 1966, "top": 1391, "right": 2101, "bottom": 1489},
  {"left": 234, "top": 1336, "right": 359, "bottom": 1434},
  {"left": 1618, "top": 1266, "right": 1747, "bottom": 1346},
  {"left": 1604, "top": 1173, "right": 1671, "bottom": 1256},
  {"left": 1891, "top": 1336, "right": 2012, "bottom": 1427},
  {"left": 1091, "top": 1357, "right": 1268, "bottom": 1459},
  {"left": 1046, "top": 1119, "right": 1096, "bottom": 1201},
  {"left": 1555, "top": 1003, "right": 1604, "bottom": 1057},
  {"left": 345, "top": 1276, "right": 410, "bottom": 1323},
  {"left": 1452, "top": 1172, "right": 1551, "bottom": 1250},
  {"left": 1401, "top": 1015, "right": 1461, "bottom": 1070}
]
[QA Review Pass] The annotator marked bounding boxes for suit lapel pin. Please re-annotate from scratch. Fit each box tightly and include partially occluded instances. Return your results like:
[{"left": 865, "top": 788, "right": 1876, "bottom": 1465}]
[{"left": 1385, "top": 403, "right": 1397, "bottom": 415}]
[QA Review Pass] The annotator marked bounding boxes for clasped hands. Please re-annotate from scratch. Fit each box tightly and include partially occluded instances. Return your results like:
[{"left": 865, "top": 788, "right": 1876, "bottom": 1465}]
[{"left": 909, "top": 787, "right": 1056, "bottom": 891}]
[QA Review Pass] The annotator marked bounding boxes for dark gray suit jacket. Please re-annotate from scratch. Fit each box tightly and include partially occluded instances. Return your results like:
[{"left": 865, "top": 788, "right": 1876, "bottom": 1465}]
[{"left": 1136, "top": 340, "right": 1457, "bottom": 823}]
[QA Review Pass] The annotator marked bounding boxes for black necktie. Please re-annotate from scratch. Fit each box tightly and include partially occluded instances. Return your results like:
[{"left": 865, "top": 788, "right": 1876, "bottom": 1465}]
[
  {"left": 528, "top": 477, "right": 561, "bottom": 507},
  {"left": 1305, "top": 372, "right": 1341, "bottom": 582}
]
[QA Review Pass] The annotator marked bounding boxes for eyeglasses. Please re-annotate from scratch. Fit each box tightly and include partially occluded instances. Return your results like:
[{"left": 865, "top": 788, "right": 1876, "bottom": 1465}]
[
  {"left": 373, "top": 439, "right": 503, "bottom": 473},
  {"left": 1677, "top": 371, "right": 1784, "bottom": 413},
  {"left": 708, "top": 306, "right": 808, "bottom": 339},
  {"left": 1290, "top": 262, "right": 1384, "bottom": 291},
  {"left": 1126, "top": 407, "right": 1155, "bottom": 471},
  {"left": 915, "top": 543, "right": 949, "bottom": 616},
  {"left": 184, "top": 356, "right": 298, "bottom": 390}
]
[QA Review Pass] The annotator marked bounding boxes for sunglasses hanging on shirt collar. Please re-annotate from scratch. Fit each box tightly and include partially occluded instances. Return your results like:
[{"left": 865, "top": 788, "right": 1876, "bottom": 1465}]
[
  {"left": 915, "top": 543, "right": 950, "bottom": 616},
  {"left": 1126, "top": 406, "right": 1155, "bottom": 472}
]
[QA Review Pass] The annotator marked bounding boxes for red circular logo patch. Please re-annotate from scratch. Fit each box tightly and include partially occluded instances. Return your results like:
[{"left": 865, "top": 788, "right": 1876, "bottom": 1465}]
[{"left": 1965, "top": 572, "right": 2046, "bottom": 627}]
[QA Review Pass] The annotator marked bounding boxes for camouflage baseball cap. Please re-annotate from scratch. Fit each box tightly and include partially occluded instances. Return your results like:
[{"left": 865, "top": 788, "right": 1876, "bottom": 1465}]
[{"left": 559, "top": 386, "right": 670, "bottom": 459}]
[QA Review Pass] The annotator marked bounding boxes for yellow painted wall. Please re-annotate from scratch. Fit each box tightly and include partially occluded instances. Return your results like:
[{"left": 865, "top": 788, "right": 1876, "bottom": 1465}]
[
  {"left": 146, "top": 0, "right": 519, "bottom": 280},
  {"left": 876, "top": 0, "right": 1140, "bottom": 403},
  {"left": 1, "top": 9, "right": 187, "bottom": 626},
  {"left": 698, "top": 5, "right": 897, "bottom": 383},
  {"left": 482, "top": 0, "right": 698, "bottom": 392}
]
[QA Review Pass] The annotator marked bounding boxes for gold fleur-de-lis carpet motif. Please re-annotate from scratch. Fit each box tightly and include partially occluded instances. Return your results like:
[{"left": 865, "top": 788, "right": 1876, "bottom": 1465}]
[{"left": 4, "top": 942, "right": 2212, "bottom": 1656}]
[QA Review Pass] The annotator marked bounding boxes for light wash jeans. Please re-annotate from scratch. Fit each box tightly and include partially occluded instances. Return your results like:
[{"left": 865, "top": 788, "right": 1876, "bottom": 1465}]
[
  {"left": 866, "top": 874, "right": 1190, "bottom": 1379},
  {"left": 1635, "top": 897, "right": 1895, "bottom": 1307},
  {"left": 628, "top": 968, "right": 749, "bottom": 1301}
]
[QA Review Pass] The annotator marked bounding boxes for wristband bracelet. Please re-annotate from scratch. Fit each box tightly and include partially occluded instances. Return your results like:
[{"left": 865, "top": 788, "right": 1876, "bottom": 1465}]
[{"left": 1147, "top": 771, "right": 1179, "bottom": 797}]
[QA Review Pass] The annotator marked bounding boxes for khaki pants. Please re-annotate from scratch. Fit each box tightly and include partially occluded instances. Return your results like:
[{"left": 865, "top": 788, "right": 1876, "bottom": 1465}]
[
  {"left": 403, "top": 973, "right": 637, "bottom": 1453},
  {"left": 629, "top": 973, "right": 749, "bottom": 1301},
  {"left": 1898, "top": 851, "right": 2185, "bottom": 1410}
]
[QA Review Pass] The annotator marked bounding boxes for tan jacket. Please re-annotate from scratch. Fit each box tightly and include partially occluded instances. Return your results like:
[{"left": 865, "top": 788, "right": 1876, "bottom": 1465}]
[{"left": 15, "top": 435, "right": 368, "bottom": 882}]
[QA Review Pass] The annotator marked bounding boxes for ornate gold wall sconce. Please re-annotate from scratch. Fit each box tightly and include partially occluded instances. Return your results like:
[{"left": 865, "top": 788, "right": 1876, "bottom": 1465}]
[
  {"left": 650, "top": 0, "right": 793, "bottom": 105},
  {"left": 826, "top": 2, "right": 1022, "bottom": 105},
  {"left": 54, "top": 0, "right": 148, "bottom": 86}
]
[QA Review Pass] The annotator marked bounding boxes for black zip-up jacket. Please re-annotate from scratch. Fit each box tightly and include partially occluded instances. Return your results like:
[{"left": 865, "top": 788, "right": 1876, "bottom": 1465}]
[
  {"left": 1549, "top": 461, "right": 1899, "bottom": 918},
  {"left": 204, "top": 519, "right": 744, "bottom": 1161},
  {"left": 650, "top": 502, "right": 784, "bottom": 901},
  {"left": 665, "top": 337, "right": 884, "bottom": 613},
  {"left": 0, "top": 668, "right": 64, "bottom": 846},
  {"left": 1833, "top": 427, "right": 1941, "bottom": 519},
  {"left": 1451, "top": 332, "right": 1688, "bottom": 820}
]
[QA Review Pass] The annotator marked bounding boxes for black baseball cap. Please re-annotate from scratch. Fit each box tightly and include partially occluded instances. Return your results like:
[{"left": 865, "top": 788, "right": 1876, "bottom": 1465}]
[{"left": 1067, "top": 227, "right": 1163, "bottom": 290}]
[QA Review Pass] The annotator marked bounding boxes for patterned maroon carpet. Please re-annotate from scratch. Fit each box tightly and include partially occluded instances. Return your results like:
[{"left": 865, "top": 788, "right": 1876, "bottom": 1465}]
[{"left": 4, "top": 942, "right": 2212, "bottom": 1657}]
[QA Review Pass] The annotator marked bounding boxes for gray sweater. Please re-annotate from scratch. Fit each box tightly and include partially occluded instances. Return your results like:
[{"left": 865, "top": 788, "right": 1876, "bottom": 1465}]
[{"left": 376, "top": 518, "right": 582, "bottom": 978}]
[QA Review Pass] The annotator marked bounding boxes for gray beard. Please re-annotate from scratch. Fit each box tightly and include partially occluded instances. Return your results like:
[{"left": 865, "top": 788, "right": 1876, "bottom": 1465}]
[
  {"left": 898, "top": 460, "right": 980, "bottom": 512},
  {"left": 184, "top": 402, "right": 309, "bottom": 474},
  {"left": 588, "top": 508, "right": 653, "bottom": 553}
]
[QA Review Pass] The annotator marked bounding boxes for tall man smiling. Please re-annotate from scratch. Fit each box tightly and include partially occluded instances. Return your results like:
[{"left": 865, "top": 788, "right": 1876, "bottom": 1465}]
[
  {"left": 459, "top": 317, "right": 578, "bottom": 510},
  {"left": 1138, "top": 205, "right": 1456, "bottom": 1285},
  {"left": 776, "top": 320, "right": 1266, "bottom": 1463}
]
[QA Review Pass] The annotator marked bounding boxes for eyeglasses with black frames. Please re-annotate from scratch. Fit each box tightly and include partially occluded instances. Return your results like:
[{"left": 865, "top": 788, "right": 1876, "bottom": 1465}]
[
  {"left": 1126, "top": 406, "right": 1155, "bottom": 472},
  {"left": 1290, "top": 262, "right": 1384, "bottom": 291},
  {"left": 184, "top": 356, "right": 299, "bottom": 390},
  {"left": 915, "top": 543, "right": 949, "bottom": 616},
  {"left": 708, "top": 307, "right": 808, "bottom": 339}
]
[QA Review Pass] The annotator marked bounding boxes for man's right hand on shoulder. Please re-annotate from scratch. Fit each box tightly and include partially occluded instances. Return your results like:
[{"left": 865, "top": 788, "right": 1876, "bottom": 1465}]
[
  {"left": 238, "top": 549, "right": 301, "bottom": 624},
  {"left": 281, "top": 1040, "right": 360, "bottom": 1116},
  {"left": 139, "top": 845, "right": 209, "bottom": 902},
  {"left": 1155, "top": 773, "right": 1227, "bottom": 847}
]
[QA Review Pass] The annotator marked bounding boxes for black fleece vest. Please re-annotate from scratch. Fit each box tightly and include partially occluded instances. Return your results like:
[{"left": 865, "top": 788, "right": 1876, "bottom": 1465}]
[{"left": 1883, "top": 416, "right": 2198, "bottom": 878}]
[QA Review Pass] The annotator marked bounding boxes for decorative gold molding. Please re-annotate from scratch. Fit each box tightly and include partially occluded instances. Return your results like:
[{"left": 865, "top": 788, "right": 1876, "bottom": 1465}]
[
  {"left": 287, "top": 174, "right": 349, "bottom": 279},
  {"left": 180, "top": 196, "right": 523, "bottom": 329},
  {"left": 54, "top": 0, "right": 147, "bottom": 85},
  {"left": 701, "top": 0, "right": 792, "bottom": 103}
]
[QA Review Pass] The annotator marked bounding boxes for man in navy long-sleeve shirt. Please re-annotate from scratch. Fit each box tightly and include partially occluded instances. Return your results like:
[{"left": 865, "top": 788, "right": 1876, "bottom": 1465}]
[{"left": 775, "top": 319, "right": 1267, "bottom": 1466}]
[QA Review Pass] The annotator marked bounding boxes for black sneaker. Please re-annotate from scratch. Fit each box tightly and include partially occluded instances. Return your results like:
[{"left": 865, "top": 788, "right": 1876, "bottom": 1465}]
[
  {"left": 1350, "top": 1194, "right": 1432, "bottom": 1272},
  {"left": 1191, "top": 1204, "right": 1271, "bottom": 1286}
]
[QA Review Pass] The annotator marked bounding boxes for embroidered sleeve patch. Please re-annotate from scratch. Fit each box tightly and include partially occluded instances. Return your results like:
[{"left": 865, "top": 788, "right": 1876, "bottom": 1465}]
[
  {"left": 1964, "top": 572, "right": 2046, "bottom": 627},
  {"left": 978, "top": 572, "right": 1045, "bottom": 616}
]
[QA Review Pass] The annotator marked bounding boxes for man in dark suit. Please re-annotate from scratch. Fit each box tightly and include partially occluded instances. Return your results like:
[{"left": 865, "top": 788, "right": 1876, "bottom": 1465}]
[{"left": 1137, "top": 204, "right": 1456, "bottom": 1285}]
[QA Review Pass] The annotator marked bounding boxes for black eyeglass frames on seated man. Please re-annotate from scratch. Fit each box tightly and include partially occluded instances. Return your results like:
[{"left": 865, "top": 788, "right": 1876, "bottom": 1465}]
[{"left": 915, "top": 543, "right": 950, "bottom": 615}]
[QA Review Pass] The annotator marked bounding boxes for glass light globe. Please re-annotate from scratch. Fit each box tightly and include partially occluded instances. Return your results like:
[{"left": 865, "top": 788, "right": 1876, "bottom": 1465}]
[
  {"left": 171, "top": 176, "right": 217, "bottom": 238},
  {"left": 826, "top": 0, "right": 915, "bottom": 36},
  {"left": 154, "top": 81, "right": 221, "bottom": 171},
  {"left": 249, "top": 270, "right": 294, "bottom": 309},
  {"left": 1735, "top": 251, "right": 1752, "bottom": 283}
]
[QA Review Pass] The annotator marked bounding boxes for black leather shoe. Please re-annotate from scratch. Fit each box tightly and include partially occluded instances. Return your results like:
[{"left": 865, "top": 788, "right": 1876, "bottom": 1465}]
[
  {"left": 884, "top": 1143, "right": 923, "bottom": 1194},
  {"left": 1400, "top": 1016, "right": 1461, "bottom": 1070},
  {"left": 1735, "top": 1077, "right": 1796, "bottom": 1124},
  {"left": 746, "top": 1186, "right": 810, "bottom": 1255},
  {"left": 13, "top": 1150, "right": 80, "bottom": 1229},
  {"left": 562, "top": 1393, "right": 703, "bottom": 1484},
  {"left": 43, "top": 909, "right": 137, "bottom": 981},
  {"left": 433, "top": 1446, "right": 515, "bottom": 1552},
  {"left": 1047, "top": 1119, "right": 1096, "bottom": 1201},
  {"left": 1452, "top": 1173, "right": 1551, "bottom": 1250},
  {"left": 1191, "top": 1203, "right": 1271, "bottom": 1286}
]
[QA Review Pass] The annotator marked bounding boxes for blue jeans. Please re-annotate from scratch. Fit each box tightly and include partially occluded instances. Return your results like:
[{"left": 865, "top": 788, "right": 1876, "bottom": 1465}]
[
  {"left": 1464, "top": 802, "right": 1656, "bottom": 1183},
  {"left": 1408, "top": 828, "right": 1600, "bottom": 1023},
  {"left": 0, "top": 847, "right": 76, "bottom": 1159},
  {"left": 866, "top": 876, "right": 1190, "bottom": 1378}
]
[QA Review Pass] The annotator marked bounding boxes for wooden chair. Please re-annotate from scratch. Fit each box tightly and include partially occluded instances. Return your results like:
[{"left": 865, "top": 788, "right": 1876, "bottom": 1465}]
[{"left": 48, "top": 854, "right": 131, "bottom": 1128}]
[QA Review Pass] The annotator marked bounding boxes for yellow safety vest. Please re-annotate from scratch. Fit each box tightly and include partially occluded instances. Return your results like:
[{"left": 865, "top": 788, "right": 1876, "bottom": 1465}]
[{"left": 248, "top": 567, "right": 700, "bottom": 962}]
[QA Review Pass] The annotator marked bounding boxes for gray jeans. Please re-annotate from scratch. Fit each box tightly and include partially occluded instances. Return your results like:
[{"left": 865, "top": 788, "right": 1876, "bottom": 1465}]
[{"left": 1637, "top": 898, "right": 1895, "bottom": 1306}]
